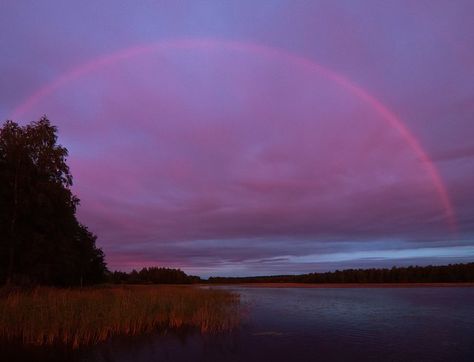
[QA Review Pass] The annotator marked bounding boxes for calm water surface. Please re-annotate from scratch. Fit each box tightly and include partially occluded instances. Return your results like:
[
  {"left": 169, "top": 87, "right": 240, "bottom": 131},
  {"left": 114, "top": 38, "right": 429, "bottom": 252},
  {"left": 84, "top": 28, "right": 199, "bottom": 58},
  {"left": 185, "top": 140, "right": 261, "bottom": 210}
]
[{"left": 9, "top": 287, "right": 474, "bottom": 361}]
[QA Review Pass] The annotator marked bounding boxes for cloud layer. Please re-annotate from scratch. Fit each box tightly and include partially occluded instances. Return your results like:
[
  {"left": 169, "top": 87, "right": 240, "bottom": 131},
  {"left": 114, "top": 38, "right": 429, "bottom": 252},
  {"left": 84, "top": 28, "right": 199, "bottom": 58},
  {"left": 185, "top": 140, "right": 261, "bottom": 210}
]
[{"left": 1, "top": 1, "right": 473, "bottom": 276}]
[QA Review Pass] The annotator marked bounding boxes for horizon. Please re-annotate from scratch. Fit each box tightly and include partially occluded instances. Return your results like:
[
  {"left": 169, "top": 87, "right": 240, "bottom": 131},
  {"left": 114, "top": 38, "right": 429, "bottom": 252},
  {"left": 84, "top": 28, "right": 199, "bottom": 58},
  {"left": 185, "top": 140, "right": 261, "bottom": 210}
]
[
  {"left": 111, "top": 259, "right": 474, "bottom": 280},
  {"left": 2, "top": 1, "right": 474, "bottom": 277}
]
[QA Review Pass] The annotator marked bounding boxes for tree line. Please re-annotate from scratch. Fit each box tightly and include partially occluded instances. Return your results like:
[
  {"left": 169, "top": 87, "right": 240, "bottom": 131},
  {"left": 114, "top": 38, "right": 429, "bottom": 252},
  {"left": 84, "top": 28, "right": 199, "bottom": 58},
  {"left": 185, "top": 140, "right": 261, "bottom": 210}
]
[
  {"left": 208, "top": 262, "right": 474, "bottom": 284},
  {"left": 109, "top": 267, "right": 201, "bottom": 284}
]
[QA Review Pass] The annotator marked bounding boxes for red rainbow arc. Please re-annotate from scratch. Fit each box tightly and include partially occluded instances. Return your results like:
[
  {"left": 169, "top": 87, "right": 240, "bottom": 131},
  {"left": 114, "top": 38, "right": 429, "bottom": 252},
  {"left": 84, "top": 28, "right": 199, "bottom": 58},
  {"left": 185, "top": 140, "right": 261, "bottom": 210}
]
[{"left": 9, "top": 38, "right": 457, "bottom": 233}]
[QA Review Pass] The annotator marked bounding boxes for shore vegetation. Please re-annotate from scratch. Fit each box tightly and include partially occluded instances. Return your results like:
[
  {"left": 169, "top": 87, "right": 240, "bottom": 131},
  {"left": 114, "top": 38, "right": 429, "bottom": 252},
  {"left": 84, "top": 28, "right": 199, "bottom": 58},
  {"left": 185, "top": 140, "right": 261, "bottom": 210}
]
[{"left": 0, "top": 285, "right": 240, "bottom": 348}]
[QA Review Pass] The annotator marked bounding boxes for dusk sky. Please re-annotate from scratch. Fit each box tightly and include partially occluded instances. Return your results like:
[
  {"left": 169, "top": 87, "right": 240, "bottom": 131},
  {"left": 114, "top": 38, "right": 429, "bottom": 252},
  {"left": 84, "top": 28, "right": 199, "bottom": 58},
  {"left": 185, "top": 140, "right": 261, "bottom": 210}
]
[{"left": 1, "top": 1, "right": 473, "bottom": 277}]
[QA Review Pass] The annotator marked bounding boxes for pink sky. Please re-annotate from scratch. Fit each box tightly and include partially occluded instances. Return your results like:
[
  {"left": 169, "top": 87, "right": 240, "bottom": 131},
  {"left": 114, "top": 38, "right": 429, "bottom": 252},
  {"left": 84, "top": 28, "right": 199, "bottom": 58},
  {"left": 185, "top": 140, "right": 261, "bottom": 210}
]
[{"left": 1, "top": 1, "right": 473, "bottom": 276}]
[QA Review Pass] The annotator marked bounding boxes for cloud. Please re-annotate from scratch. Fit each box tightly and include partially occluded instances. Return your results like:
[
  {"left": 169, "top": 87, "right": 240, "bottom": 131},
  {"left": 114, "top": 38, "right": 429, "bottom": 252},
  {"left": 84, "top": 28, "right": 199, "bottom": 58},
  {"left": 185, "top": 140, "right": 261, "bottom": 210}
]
[
  {"left": 433, "top": 146, "right": 474, "bottom": 162},
  {"left": 1, "top": 0, "right": 473, "bottom": 276},
  {"left": 15, "top": 45, "right": 466, "bottom": 275}
]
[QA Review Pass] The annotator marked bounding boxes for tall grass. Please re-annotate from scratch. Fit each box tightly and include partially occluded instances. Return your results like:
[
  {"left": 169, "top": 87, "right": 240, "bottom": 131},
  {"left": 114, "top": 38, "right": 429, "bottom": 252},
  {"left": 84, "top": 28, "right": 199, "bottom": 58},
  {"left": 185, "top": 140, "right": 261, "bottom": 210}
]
[{"left": 0, "top": 285, "right": 240, "bottom": 348}]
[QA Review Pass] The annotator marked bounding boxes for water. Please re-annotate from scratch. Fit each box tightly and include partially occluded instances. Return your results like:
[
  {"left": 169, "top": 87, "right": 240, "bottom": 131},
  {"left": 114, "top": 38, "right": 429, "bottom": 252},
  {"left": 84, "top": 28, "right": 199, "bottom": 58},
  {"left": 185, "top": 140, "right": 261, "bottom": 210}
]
[{"left": 6, "top": 287, "right": 474, "bottom": 361}]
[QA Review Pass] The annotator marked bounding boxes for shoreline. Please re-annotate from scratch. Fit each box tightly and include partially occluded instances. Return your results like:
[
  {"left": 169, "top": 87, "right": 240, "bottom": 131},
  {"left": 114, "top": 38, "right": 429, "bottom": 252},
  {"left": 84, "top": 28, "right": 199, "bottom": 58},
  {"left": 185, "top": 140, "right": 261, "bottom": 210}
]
[{"left": 206, "top": 282, "right": 474, "bottom": 288}]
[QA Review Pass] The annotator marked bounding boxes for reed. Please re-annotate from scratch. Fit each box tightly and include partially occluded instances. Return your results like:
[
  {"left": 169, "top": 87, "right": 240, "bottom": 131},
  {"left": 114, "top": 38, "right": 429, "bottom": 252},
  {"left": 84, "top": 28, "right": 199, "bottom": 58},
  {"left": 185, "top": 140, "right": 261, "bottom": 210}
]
[{"left": 0, "top": 285, "right": 240, "bottom": 348}]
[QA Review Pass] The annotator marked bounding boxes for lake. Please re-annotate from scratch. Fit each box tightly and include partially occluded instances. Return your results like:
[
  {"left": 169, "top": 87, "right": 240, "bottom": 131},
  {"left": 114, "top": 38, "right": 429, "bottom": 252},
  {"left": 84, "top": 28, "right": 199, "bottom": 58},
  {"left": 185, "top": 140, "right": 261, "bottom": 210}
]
[{"left": 7, "top": 286, "right": 474, "bottom": 361}]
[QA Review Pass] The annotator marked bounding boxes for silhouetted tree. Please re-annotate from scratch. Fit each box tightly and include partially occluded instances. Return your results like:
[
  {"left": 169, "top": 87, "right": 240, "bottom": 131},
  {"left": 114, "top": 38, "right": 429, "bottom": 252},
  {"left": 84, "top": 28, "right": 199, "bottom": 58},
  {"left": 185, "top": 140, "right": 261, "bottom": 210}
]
[
  {"left": 0, "top": 117, "right": 107, "bottom": 285},
  {"left": 109, "top": 267, "right": 201, "bottom": 284}
]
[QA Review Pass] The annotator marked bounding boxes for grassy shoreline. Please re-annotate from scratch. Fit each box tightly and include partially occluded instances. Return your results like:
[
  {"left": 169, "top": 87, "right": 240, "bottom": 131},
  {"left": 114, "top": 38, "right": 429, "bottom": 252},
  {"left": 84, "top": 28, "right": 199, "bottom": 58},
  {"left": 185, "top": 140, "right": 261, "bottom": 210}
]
[{"left": 0, "top": 285, "right": 240, "bottom": 348}]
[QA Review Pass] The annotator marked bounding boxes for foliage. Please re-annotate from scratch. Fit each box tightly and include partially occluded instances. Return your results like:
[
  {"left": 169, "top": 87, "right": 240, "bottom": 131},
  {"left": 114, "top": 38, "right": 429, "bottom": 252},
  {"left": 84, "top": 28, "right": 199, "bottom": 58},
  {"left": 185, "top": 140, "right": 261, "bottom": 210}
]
[
  {"left": 0, "top": 285, "right": 240, "bottom": 348},
  {"left": 109, "top": 267, "right": 202, "bottom": 284},
  {"left": 208, "top": 262, "right": 474, "bottom": 284},
  {"left": 0, "top": 117, "right": 107, "bottom": 286}
]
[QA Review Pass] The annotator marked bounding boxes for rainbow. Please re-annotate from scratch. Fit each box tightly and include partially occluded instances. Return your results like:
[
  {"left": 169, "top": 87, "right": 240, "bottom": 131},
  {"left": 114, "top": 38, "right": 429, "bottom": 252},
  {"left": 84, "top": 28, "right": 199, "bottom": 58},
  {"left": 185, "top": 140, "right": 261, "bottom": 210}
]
[{"left": 9, "top": 38, "right": 457, "bottom": 232}]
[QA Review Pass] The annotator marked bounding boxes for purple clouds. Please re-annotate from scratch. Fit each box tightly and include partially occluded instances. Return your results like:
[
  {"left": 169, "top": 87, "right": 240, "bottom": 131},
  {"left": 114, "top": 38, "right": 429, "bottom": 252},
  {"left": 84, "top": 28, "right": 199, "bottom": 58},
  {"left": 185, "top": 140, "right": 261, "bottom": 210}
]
[{"left": 1, "top": 1, "right": 473, "bottom": 276}]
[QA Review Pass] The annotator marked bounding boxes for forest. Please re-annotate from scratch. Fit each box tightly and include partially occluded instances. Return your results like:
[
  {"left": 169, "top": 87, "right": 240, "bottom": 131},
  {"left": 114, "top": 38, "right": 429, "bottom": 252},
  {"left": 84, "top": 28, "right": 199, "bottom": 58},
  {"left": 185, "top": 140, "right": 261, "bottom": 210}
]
[
  {"left": 109, "top": 267, "right": 201, "bottom": 284},
  {"left": 208, "top": 262, "right": 474, "bottom": 284}
]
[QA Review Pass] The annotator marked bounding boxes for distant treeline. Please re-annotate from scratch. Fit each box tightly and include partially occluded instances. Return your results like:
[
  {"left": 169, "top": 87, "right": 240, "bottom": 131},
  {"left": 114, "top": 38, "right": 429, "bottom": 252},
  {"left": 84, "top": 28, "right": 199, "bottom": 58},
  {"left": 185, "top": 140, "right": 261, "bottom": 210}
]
[
  {"left": 208, "top": 263, "right": 474, "bottom": 284},
  {"left": 109, "top": 267, "right": 201, "bottom": 284}
]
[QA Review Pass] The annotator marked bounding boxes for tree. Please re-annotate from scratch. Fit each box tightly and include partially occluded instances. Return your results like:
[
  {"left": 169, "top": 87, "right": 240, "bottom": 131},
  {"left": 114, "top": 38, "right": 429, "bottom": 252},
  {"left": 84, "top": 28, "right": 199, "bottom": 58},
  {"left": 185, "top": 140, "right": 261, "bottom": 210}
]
[
  {"left": 0, "top": 116, "right": 107, "bottom": 285},
  {"left": 108, "top": 267, "right": 201, "bottom": 284}
]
